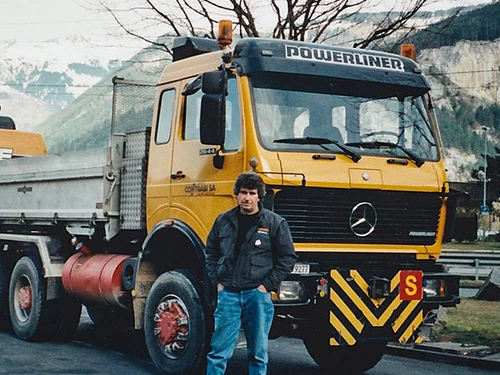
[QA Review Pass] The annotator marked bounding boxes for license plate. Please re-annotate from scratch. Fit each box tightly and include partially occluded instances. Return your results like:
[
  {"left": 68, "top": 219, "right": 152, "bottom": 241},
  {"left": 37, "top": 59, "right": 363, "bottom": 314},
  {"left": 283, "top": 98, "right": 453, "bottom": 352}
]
[{"left": 292, "top": 263, "right": 310, "bottom": 275}]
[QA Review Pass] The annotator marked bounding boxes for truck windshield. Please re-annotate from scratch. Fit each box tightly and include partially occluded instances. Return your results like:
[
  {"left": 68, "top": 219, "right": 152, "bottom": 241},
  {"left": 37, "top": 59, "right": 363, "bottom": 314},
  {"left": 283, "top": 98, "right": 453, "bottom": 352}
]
[{"left": 251, "top": 73, "right": 439, "bottom": 162}]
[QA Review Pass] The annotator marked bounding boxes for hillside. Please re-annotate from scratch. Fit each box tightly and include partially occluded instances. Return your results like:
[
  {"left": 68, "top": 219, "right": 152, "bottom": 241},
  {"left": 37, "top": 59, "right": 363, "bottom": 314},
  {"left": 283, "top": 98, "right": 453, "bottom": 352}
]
[
  {"left": 409, "top": 2, "right": 500, "bottom": 48},
  {"left": 411, "top": 2, "right": 500, "bottom": 181},
  {"left": 34, "top": 47, "right": 167, "bottom": 153},
  {"left": 419, "top": 38, "right": 500, "bottom": 181}
]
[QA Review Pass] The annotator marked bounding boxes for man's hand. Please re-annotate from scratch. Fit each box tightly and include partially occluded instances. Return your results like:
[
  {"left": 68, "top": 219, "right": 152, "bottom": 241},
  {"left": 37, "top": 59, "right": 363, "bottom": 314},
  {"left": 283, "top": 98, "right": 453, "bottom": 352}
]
[
  {"left": 217, "top": 283, "right": 224, "bottom": 292},
  {"left": 257, "top": 284, "right": 268, "bottom": 293}
]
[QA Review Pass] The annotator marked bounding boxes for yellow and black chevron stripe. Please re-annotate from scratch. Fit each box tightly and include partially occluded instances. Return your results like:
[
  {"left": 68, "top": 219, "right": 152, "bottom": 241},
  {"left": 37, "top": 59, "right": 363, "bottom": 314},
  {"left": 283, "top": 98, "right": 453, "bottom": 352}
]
[{"left": 328, "top": 269, "right": 423, "bottom": 346}]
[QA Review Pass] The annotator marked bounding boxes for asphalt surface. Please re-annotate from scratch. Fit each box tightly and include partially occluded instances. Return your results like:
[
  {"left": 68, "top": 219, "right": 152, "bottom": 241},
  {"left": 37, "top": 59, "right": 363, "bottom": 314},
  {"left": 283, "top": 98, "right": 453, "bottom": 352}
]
[
  {"left": 1, "top": 317, "right": 499, "bottom": 375},
  {"left": 387, "top": 342, "right": 500, "bottom": 372},
  {"left": 1, "top": 306, "right": 499, "bottom": 374},
  {"left": 1, "top": 328, "right": 499, "bottom": 375}
]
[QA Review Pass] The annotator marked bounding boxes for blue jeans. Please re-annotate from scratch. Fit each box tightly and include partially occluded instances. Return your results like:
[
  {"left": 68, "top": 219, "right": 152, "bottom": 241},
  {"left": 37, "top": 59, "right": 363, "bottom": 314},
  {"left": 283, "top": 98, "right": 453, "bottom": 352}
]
[{"left": 206, "top": 288, "right": 274, "bottom": 375}]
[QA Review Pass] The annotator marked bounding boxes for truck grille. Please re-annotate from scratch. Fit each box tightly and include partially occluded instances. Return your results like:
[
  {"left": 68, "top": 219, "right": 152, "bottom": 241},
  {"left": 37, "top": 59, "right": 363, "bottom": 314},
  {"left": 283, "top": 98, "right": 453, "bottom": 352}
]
[{"left": 272, "top": 187, "right": 441, "bottom": 245}]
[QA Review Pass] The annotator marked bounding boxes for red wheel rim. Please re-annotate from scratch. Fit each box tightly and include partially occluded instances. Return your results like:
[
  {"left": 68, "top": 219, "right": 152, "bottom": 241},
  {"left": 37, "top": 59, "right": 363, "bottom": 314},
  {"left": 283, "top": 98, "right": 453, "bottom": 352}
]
[
  {"left": 153, "top": 294, "right": 189, "bottom": 358},
  {"left": 13, "top": 274, "right": 33, "bottom": 322}
]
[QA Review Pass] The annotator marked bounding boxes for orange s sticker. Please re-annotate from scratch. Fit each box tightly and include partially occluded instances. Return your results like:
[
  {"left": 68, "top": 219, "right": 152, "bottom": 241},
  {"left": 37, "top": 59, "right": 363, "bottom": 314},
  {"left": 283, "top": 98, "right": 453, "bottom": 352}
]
[{"left": 400, "top": 270, "right": 423, "bottom": 301}]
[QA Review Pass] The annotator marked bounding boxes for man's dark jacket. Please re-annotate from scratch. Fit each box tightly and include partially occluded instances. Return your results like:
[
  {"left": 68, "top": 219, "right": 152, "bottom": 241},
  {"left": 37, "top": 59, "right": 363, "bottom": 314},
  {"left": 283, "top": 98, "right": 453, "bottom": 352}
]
[{"left": 205, "top": 206, "right": 296, "bottom": 292}]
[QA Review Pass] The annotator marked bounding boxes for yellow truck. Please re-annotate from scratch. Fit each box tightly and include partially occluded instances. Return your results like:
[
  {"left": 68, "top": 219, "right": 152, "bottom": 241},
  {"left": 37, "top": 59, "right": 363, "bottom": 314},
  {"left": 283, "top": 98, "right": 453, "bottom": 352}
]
[{"left": 0, "top": 23, "right": 459, "bottom": 374}]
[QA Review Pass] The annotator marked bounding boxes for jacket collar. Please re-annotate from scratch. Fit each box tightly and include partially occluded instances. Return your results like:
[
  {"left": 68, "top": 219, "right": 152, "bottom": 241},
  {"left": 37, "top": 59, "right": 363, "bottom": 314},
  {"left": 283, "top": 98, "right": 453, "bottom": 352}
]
[{"left": 227, "top": 206, "right": 266, "bottom": 228}]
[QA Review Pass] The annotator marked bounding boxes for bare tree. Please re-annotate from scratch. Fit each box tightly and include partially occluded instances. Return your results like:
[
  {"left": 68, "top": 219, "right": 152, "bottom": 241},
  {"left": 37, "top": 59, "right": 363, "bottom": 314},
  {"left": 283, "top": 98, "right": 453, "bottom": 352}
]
[{"left": 94, "top": 0, "right": 442, "bottom": 56}]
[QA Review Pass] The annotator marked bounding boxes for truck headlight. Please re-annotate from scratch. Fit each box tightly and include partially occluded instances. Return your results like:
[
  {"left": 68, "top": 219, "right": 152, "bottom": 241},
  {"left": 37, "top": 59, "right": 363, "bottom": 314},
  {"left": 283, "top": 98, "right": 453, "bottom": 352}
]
[
  {"left": 423, "top": 278, "right": 446, "bottom": 298},
  {"left": 271, "top": 281, "right": 307, "bottom": 303}
]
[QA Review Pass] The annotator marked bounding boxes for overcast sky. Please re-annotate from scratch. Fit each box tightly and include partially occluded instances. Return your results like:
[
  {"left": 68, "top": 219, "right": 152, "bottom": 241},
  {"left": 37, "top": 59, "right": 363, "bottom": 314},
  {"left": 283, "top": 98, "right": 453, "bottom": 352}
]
[
  {"left": 0, "top": 0, "right": 119, "bottom": 43},
  {"left": 0, "top": 0, "right": 494, "bottom": 44}
]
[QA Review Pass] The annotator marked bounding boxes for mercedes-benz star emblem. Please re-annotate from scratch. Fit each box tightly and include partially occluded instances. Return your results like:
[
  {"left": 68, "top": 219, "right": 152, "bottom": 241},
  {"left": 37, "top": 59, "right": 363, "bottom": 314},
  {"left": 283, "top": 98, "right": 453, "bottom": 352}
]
[{"left": 349, "top": 202, "right": 377, "bottom": 237}]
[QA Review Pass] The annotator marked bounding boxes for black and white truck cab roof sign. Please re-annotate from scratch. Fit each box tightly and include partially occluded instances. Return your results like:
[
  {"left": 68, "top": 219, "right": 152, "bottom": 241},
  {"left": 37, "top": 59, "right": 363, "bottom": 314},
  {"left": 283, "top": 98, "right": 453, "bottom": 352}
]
[{"left": 285, "top": 45, "right": 405, "bottom": 72}]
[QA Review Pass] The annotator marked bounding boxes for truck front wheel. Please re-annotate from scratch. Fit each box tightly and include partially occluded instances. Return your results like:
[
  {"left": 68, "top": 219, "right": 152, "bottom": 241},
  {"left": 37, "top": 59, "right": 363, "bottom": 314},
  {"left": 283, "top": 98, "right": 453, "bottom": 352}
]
[
  {"left": 144, "top": 270, "right": 207, "bottom": 375},
  {"left": 303, "top": 334, "right": 385, "bottom": 374}
]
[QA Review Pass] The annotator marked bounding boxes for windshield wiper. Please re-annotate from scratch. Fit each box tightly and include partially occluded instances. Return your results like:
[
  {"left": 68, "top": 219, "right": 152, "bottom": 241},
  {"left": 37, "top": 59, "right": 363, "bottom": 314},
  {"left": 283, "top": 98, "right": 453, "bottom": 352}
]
[
  {"left": 344, "top": 141, "right": 424, "bottom": 167},
  {"left": 274, "top": 137, "right": 361, "bottom": 162}
]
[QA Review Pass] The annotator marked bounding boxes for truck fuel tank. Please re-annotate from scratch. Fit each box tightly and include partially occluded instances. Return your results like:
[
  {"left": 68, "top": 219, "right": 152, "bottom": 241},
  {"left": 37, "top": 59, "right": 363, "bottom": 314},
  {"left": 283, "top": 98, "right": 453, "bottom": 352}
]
[{"left": 62, "top": 253, "right": 131, "bottom": 309}]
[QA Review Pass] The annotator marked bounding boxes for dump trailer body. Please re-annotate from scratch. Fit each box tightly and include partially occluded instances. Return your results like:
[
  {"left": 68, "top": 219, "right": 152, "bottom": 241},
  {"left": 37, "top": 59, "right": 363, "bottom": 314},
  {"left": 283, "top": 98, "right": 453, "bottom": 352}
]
[
  {"left": 0, "top": 131, "right": 150, "bottom": 240},
  {"left": 0, "top": 145, "right": 117, "bottom": 237}
]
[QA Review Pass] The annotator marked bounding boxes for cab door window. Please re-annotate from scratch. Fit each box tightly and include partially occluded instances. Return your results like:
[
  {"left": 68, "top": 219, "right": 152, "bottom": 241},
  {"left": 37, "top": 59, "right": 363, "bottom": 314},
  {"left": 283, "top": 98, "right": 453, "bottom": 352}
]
[{"left": 156, "top": 89, "right": 176, "bottom": 144}]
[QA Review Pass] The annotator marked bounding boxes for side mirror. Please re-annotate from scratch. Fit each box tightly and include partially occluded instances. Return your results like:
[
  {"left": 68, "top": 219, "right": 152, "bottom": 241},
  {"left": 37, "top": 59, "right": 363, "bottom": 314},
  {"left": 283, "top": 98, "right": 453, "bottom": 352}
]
[
  {"left": 200, "top": 94, "right": 225, "bottom": 146},
  {"left": 200, "top": 70, "right": 226, "bottom": 146},
  {"left": 202, "top": 70, "right": 225, "bottom": 95}
]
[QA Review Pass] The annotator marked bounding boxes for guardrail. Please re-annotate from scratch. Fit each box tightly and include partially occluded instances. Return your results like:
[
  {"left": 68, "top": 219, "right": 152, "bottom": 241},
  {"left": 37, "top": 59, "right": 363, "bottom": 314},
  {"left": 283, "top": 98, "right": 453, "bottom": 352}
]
[{"left": 438, "top": 248, "right": 500, "bottom": 280}]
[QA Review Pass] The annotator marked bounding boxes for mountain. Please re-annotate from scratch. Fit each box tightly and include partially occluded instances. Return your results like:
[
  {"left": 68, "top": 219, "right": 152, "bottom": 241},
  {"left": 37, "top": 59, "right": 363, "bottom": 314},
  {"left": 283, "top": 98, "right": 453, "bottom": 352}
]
[
  {"left": 0, "top": 35, "right": 131, "bottom": 130},
  {"left": 409, "top": 2, "right": 500, "bottom": 49},
  {"left": 0, "top": 84, "right": 52, "bottom": 129},
  {"left": 3, "top": 4, "right": 499, "bottom": 181},
  {"left": 417, "top": 38, "right": 500, "bottom": 180},
  {"left": 33, "top": 46, "right": 167, "bottom": 153},
  {"left": 24, "top": 10, "right": 450, "bottom": 153},
  {"left": 410, "top": 2, "right": 500, "bottom": 181}
]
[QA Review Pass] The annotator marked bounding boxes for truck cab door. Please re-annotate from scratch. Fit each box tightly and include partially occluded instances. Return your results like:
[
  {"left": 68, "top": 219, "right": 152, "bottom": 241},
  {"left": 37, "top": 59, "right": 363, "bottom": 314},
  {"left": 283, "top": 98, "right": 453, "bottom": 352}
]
[
  {"left": 169, "top": 76, "right": 244, "bottom": 239},
  {"left": 146, "top": 85, "right": 179, "bottom": 232}
]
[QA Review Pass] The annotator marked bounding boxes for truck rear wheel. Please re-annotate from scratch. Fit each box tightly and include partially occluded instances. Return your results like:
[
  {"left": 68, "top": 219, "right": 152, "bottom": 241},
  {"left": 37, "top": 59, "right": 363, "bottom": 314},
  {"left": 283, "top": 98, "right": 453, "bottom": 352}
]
[
  {"left": 303, "top": 334, "right": 385, "bottom": 374},
  {"left": 144, "top": 270, "right": 207, "bottom": 375},
  {"left": 9, "top": 256, "right": 49, "bottom": 340},
  {"left": 8, "top": 256, "right": 81, "bottom": 341}
]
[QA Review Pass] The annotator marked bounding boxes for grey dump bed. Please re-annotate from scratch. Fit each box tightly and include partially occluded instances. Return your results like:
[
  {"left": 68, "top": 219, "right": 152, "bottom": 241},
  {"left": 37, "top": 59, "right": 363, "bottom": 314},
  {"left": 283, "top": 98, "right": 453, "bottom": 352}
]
[{"left": 0, "top": 130, "right": 149, "bottom": 239}]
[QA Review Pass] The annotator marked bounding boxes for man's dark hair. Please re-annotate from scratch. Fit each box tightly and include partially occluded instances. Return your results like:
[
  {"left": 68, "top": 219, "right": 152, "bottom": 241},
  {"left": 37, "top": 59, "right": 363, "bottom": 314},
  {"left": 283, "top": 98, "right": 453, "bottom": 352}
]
[{"left": 233, "top": 172, "right": 266, "bottom": 199}]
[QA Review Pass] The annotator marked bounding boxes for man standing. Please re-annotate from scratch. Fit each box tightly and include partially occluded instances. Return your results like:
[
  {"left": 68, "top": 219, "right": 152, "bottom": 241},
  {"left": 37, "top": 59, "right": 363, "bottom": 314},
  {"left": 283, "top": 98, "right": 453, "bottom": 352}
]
[{"left": 205, "top": 172, "right": 296, "bottom": 375}]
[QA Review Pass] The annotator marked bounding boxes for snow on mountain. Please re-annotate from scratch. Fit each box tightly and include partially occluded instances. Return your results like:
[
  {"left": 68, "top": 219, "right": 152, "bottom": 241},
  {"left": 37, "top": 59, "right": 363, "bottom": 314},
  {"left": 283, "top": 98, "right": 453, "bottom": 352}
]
[
  {"left": 0, "top": 34, "right": 140, "bottom": 130},
  {"left": 0, "top": 84, "right": 53, "bottom": 131}
]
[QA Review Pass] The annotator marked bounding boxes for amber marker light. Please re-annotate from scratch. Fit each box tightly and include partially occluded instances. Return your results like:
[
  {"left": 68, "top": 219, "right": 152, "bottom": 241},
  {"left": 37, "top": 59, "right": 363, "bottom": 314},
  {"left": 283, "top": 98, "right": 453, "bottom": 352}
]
[
  {"left": 400, "top": 44, "right": 417, "bottom": 61},
  {"left": 218, "top": 20, "right": 233, "bottom": 48}
]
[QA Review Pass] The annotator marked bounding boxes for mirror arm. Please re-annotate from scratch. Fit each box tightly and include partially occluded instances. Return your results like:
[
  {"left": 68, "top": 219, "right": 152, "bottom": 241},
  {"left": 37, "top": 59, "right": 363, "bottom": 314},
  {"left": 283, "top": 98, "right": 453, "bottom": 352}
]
[{"left": 213, "top": 148, "right": 225, "bottom": 169}]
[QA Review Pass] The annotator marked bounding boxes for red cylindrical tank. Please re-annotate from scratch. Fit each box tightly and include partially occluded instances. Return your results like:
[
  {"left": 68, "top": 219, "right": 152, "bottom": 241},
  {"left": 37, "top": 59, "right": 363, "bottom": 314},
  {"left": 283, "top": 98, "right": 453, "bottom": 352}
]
[{"left": 62, "top": 253, "right": 131, "bottom": 309}]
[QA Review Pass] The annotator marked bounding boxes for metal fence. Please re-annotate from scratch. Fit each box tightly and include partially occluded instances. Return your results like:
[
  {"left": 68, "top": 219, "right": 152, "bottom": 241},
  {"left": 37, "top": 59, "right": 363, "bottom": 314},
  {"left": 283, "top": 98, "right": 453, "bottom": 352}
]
[
  {"left": 438, "top": 249, "right": 500, "bottom": 280},
  {"left": 110, "top": 76, "right": 157, "bottom": 137}
]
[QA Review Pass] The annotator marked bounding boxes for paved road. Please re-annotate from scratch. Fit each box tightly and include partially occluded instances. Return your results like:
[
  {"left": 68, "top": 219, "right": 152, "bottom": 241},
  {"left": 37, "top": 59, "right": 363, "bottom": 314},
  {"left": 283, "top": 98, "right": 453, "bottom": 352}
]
[{"left": 0, "top": 315, "right": 498, "bottom": 375}]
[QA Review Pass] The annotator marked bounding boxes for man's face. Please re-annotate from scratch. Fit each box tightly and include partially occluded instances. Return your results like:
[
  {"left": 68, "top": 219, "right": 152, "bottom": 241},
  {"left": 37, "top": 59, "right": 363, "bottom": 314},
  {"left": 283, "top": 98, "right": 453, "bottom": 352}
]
[{"left": 237, "top": 187, "right": 260, "bottom": 215}]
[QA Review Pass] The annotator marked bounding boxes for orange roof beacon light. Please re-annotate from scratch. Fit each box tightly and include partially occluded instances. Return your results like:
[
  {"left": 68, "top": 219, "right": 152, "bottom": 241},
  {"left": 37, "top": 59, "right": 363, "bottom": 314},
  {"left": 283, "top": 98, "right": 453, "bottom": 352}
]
[
  {"left": 218, "top": 20, "right": 233, "bottom": 49},
  {"left": 400, "top": 44, "right": 417, "bottom": 61}
]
